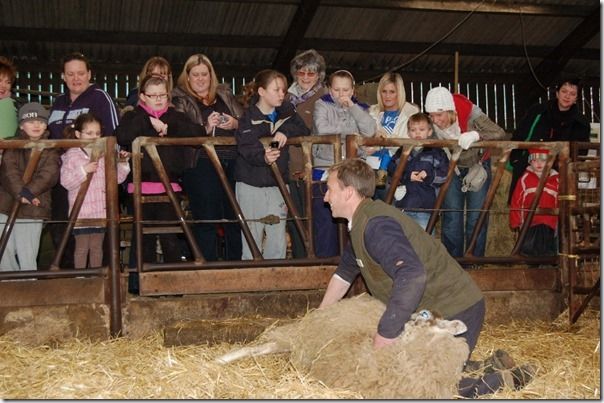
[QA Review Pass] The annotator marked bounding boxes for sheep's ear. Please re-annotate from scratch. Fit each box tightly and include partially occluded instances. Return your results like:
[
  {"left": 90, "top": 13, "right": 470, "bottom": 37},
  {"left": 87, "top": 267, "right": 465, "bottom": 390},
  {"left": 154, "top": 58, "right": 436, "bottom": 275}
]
[{"left": 436, "top": 319, "right": 468, "bottom": 336}]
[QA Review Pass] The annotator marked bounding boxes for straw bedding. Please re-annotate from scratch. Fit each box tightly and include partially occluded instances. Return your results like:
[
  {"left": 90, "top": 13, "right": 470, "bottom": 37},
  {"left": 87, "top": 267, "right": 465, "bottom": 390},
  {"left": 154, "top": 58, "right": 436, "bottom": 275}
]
[
  {"left": 230, "top": 293, "right": 468, "bottom": 399},
  {"left": 0, "top": 305, "right": 599, "bottom": 399}
]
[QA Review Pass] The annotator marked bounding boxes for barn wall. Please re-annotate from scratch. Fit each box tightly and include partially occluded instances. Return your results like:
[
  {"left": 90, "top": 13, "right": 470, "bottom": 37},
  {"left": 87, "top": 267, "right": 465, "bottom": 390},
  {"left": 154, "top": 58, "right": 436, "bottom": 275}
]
[{"left": 11, "top": 68, "right": 600, "bottom": 133}]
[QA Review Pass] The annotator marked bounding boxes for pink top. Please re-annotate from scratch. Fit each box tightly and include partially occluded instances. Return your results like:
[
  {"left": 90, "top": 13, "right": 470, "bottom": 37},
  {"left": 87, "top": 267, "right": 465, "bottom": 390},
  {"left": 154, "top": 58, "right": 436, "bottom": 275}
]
[{"left": 60, "top": 148, "right": 130, "bottom": 224}]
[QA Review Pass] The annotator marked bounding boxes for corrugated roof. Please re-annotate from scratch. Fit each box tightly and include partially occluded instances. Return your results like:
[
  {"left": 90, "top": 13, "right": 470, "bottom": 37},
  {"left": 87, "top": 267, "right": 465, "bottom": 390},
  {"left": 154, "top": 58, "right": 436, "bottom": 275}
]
[{"left": 0, "top": 0, "right": 599, "bottom": 90}]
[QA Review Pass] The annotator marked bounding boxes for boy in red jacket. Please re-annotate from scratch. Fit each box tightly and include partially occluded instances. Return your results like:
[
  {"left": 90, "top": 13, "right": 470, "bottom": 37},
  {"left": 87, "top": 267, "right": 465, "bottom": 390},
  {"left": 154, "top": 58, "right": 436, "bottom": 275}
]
[{"left": 509, "top": 148, "right": 559, "bottom": 256}]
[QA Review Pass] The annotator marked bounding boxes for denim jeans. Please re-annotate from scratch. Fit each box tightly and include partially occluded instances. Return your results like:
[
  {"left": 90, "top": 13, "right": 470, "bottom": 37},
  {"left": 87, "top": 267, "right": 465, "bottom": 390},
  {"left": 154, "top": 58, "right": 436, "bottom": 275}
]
[
  {"left": 441, "top": 159, "right": 491, "bottom": 257},
  {"left": 404, "top": 211, "right": 431, "bottom": 232}
]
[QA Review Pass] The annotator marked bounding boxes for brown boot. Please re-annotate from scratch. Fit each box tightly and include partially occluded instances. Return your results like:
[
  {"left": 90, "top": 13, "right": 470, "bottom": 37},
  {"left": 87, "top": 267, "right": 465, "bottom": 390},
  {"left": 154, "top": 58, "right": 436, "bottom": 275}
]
[
  {"left": 483, "top": 349, "right": 517, "bottom": 374},
  {"left": 500, "top": 364, "right": 537, "bottom": 391},
  {"left": 464, "top": 349, "right": 516, "bottom": 374}
]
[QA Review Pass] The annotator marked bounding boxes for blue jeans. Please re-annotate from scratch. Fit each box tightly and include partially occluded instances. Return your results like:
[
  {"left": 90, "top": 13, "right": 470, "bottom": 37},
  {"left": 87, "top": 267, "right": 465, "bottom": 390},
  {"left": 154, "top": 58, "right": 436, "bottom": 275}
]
[
  {"left": 404, "top": 211, "right": 431, "bottom": 232},
  {"left": 441, "top": 159, "right": 491, "bottom": 257}
]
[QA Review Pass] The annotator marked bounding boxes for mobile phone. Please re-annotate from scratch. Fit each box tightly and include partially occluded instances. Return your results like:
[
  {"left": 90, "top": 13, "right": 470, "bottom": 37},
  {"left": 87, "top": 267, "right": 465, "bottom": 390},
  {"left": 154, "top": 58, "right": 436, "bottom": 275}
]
[{"left": 270, "top": 141, "right": 280, "bottom": 149}]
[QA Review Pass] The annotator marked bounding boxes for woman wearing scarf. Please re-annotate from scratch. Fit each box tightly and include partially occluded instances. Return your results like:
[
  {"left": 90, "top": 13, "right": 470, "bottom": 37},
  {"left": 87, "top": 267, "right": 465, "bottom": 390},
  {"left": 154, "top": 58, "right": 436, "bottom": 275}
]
[
  {"left": 285, "top": 49, "right": 327, "bottom": 258},
  {"left": 116, "top": 75, "right": 203, "bottom": 265}
]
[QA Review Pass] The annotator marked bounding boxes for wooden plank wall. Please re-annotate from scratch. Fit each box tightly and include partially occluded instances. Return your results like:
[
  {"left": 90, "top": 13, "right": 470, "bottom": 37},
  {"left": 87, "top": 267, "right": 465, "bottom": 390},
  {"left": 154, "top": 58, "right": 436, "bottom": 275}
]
[{"left": 11, "top": 69, "right": 600, "bottom": 133}]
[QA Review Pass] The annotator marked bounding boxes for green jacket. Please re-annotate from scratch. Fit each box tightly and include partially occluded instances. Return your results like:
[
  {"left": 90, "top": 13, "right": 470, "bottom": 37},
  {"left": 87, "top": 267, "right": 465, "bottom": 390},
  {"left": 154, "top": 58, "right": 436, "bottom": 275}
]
[{"left": 349, "top": 198, "right": 483, "bottom": 318}]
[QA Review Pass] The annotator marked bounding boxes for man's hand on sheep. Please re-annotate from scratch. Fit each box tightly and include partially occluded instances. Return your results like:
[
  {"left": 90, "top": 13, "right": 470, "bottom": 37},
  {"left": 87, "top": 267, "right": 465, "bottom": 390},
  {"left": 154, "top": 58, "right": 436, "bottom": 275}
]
[{"left": 373, "top": 332, "right": 396, "bottom": 349}]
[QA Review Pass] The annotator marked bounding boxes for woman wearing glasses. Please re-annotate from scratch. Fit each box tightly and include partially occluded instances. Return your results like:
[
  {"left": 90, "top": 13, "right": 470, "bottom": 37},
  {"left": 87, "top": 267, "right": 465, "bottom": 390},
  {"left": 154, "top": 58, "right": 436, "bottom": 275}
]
[
  {"left": 172, "top": 54, "right": 244, "bottom": 261},
  {"left": 116, "top": 75, "right": 203, "bottom": 265},
  {"left": 284, "top": 49, "right": 327, "bottom": 258}
]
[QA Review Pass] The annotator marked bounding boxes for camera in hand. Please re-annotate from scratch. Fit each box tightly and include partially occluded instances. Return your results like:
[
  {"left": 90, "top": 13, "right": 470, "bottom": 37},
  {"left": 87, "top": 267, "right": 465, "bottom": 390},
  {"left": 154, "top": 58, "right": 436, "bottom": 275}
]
[
  {"left": 218, "top": 114, "right": 229, "bottom": 125},
  {"left": 270, "top": 141, "right": 280, "bottom": 149}
]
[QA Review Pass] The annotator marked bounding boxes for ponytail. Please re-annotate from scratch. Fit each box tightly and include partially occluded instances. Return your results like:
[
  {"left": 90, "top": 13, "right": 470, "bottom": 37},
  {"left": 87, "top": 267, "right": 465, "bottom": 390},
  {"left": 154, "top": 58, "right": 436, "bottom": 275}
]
[{"left": 241, "top": 69, "right": 287, "bottom": 109}]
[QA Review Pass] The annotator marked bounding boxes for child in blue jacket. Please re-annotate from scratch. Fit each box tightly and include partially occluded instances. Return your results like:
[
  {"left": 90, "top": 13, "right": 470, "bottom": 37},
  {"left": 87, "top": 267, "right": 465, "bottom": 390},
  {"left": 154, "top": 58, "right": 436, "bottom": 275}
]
[{"left": 388, "top": 113, "right": 449, "bottom": 231}]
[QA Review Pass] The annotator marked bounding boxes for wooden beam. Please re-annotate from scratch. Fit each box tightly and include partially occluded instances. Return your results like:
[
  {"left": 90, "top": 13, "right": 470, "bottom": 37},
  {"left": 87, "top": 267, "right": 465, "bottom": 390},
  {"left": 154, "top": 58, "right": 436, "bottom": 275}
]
[
  {"left": 203, "top": 0, "right": 593, "bottom": 17},
  {"left": 272, "top": 0, "right": 322, "bottom": 75},
  {"left": 319, "top": 0, "right": 594, "bottom": 17},
  {"left": 1, "top": 27, "right": 598, "bottom": 61},
  {"left": 138, "top": 266, "right": 336, "bottom": 296},
  {"left": 516, "top": 10, "right": 600, "bottom": 112},
  {"left": 0, "top": 27, "right": 279, "bottom": 49}
]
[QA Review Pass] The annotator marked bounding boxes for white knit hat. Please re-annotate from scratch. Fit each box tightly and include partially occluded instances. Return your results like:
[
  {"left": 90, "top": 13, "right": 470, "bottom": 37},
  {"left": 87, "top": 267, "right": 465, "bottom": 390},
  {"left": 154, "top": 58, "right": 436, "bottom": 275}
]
[{"left": 424, "top": 87, "right": 455, "bottom": 112}]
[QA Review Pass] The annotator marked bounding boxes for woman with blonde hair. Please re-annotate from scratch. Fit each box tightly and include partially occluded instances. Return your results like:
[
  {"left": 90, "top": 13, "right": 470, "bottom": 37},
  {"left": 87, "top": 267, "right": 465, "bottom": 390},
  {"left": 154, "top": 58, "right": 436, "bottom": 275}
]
[
  {"left": 172, "top": 53, "right": 244, "bottom": 261},
  {"left": 367, "top": 72, "right": 419, "bottom": 193},
  {"left": 369, "top": 72, "right": 419, "bottom": 140}
]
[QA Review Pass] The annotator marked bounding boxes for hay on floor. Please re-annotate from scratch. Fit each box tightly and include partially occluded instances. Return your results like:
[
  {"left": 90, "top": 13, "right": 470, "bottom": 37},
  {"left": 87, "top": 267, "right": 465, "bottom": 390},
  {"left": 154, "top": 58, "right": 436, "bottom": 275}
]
[{"left": 0, "top": 307, "right": 599, "bottom": 399}]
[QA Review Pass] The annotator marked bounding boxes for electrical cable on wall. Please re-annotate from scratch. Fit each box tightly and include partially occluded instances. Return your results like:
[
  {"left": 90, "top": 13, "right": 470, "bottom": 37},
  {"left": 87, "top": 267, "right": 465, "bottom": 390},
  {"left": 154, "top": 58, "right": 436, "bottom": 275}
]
[
  {"left": 363, "top": 0, "right": 489, "bottom": 83},
  {"left": 519, "top": 8, "right": 546, "bottom": 92}
]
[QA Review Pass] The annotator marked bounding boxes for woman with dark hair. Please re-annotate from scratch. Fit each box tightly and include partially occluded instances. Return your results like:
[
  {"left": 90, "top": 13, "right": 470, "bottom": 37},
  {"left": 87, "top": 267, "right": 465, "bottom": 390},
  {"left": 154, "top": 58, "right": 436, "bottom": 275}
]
[
  {"left": 171, "top": 53, "right": 243, "bottom": 261},
  {"left": 47, "top": 52, "right": 120, "bottom": 269},
  {"left": 235, "top": 69, "right": 309, "bottom": 259},
  {"left": 0, "top": 56, "right": 19, "bottom": 139},
  {"left": 117, "top": 76, "right": 203, "bottom": 265},
  {"left": 507, "top": 78, "right": 591, "bottom": 203},
  {"left": 48, "top": 52, "right": 119, "bottom": 140},
  {"left": 125, "top": 56, "right": 173, "bottom": 107}
]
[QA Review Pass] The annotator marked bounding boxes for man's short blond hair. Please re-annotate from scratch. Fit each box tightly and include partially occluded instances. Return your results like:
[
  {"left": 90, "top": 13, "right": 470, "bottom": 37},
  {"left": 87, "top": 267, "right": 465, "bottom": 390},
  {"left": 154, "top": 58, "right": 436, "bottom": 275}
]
[{"left": 328, "top": 159, "right": 375, "bottom": 198}]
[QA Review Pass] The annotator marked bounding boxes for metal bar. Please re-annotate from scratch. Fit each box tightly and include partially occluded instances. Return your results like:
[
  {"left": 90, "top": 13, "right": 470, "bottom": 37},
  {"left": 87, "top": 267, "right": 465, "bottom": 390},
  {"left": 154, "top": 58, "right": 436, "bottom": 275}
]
[
  {"left": 510, "top": 146, "right": 561, "bottom": 255},
  {"left": 571, "top": 279, "right": 600, "bottom": 324},
  {"left": 383, "top": 144, "right": 413, "bottom": 205},
  {"left": 465, "top": 147, "right": 511, "bottom": 256},
  {"left": 427, "top": 148, "right": 461, "bottom": 235},
  {"left": 104, "top": 136, "right": 122, "bottom": 337},
  {"left": 0, "top": 267, "right": 104, "bottom": 280},
  {"left": 143, "top": 142, "right": 205, "bottom": 264},
  {"left": 302, "top": 140, "right": 316, "bottom": 257},
  {"left": 0, "top": 147, "right": 43, "bottom": 262},
  {"left": 49, "top": 141, "right": 104, "bottom": 270},
  {"left": 131, "top": 138, "right": 144, "bottom": 274},
  {"left": 141, "top": 256, "right": 340, "bottom": 272},
  {"left": 202, "top": 143, "right": 263, "bottom": 260},
  {"left": 269, "top": 162, "right": 309, "bottom": 252}
]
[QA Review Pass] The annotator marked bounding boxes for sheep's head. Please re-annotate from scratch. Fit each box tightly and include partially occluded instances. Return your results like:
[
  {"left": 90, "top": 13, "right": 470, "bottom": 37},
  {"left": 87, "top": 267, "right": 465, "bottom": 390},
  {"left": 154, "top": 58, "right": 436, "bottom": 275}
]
[{"left": 409, "top": 309, "right": 468, "bottom": 336}]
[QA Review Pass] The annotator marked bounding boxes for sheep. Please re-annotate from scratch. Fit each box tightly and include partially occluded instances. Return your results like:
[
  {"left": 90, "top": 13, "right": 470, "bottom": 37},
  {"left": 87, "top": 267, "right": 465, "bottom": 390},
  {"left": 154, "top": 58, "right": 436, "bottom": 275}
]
[{"left": 216, "top": 293, "right": 470, "bottom": 399}]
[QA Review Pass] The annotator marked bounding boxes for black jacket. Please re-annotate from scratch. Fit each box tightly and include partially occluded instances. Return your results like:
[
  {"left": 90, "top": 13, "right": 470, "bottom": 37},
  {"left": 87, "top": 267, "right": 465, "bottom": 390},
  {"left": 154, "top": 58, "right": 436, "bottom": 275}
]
[
  {"left": 235, "top": 101, "right": 309, "bottom": 187},
  {"left": 115, "top": 106, "right": 204, "bottom": 183},
  {"left": 508, "top": 100, "right": 590, "bottom": 202}
]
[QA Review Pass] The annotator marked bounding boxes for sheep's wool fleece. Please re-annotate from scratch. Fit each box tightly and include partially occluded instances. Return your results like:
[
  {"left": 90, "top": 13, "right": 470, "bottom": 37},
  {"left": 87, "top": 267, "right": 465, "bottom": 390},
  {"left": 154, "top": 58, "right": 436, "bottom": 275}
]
[{"left": 258, "top": 293, "right": 470, "bottom": 399}]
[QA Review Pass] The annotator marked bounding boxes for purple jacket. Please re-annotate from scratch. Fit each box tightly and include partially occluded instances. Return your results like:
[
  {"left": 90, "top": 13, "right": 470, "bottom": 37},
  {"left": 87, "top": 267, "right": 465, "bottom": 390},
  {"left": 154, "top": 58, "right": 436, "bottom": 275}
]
[{"left": 48, "top": 83, "right": 120, "bottom": 139}]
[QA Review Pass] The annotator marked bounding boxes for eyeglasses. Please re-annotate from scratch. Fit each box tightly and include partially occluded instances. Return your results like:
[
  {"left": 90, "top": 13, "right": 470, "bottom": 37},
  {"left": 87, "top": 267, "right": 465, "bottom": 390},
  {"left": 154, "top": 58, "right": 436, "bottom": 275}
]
[
  {"left": 297, "top": 70, "right": 318, "bottom": 78},
  {"left": 143, "top": 93, "right": 168, "bottom": 100}
]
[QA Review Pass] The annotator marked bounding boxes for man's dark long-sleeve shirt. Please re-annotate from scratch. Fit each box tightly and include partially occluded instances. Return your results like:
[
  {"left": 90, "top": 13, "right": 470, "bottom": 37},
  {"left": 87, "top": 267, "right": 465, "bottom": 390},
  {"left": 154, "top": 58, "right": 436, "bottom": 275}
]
[{"left": 335, "top": 216, "right": 427, "bottom": 338}]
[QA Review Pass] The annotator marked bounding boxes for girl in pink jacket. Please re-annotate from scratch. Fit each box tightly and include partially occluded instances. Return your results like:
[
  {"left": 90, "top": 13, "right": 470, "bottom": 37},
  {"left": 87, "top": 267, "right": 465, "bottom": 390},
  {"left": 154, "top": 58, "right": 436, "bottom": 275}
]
[{"left": 60, "top": 113, "right": 130, "bottom": 269}]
